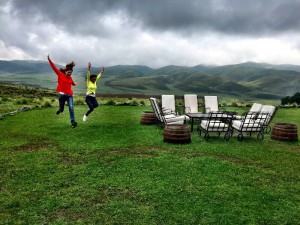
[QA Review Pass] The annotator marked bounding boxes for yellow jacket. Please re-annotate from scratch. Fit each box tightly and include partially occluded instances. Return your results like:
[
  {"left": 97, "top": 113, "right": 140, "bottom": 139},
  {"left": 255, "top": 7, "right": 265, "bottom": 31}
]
[{"left": 86, "top": 70, "right": 102, "bottom": 95}]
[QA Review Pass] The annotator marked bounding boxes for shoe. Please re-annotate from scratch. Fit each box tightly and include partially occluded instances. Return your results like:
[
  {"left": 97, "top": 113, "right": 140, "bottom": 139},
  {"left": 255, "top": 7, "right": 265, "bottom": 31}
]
[
  {"left": 56, "top": 110, "right": 60, "bottom": 115},
  {"left": 83, "top": 115, "right": 87, "bottom": 122},
  {"left": 71, "top": 122, "right": 77, "bottom": 128}
]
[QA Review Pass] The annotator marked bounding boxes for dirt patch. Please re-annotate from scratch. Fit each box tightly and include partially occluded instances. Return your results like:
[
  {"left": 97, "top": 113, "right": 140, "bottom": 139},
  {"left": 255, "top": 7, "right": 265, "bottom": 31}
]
[
  {"left": 96, "top": 145, "right": 169, "bottom": 159},
  {"left": 13, "top": 137, "right": 59, "bottom": 152}
]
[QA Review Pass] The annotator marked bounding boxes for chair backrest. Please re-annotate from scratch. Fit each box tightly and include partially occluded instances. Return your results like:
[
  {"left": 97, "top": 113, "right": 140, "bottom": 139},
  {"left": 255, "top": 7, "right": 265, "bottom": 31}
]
[
  {"left": 184, "top": 94, "right": 198, "bottom": 113},
  {"left": 249, "top": 103, "right": 263, "bottom": 112},
  {"left": 150, "top": 97, "right": 185, "bottom": 125},
  {"left": 161, "top": 95, "right": 176, "bottom": 112},
  {"left": 240, "top": 112, "right": 265, "bottom": 132},
  {"left": 259, "top": 105, "right": 276, "bottom": 124},
  {"left": 149, "top": 97, "right": 164, "bottom": 123},
  {"left": 204, "top": 96, "right": 219, "bottom": 113},
  {"left": 205, "top": 112, "right": 232, "bottom": 132}
]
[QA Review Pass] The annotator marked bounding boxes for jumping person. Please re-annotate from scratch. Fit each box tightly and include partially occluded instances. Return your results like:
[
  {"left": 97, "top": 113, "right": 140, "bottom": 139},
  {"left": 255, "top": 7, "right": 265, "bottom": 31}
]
[
  {"left": 83, "top": 62, "right": 104, "bottom": 121},
  {"left": 47, "top": 55, "right": 78, "bottom": 128}
]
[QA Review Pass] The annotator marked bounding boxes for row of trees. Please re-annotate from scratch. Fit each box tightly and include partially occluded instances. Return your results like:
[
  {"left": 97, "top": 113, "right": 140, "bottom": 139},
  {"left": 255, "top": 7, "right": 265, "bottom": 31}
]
[{"left": 281, "top": 92, "right": 300, "bottom": 105}]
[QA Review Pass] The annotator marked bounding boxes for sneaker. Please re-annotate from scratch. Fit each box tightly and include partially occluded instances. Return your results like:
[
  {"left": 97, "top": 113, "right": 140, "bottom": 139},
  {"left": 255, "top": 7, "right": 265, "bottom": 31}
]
[
  {"left": 56, "top": 110, "right": 60, "bottom": 115},
  {"left": 83, "top": 115, "right": 87, "bottom": 122},
  {"left": 71, "top": 122, "right": 77, "bottom": 128}
]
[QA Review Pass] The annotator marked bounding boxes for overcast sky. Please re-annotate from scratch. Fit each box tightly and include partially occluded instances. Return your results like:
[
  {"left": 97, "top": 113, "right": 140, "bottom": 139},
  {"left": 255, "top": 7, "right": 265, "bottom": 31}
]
[{"left": 1, "top": 0, "right": 300, "bottom": 68}]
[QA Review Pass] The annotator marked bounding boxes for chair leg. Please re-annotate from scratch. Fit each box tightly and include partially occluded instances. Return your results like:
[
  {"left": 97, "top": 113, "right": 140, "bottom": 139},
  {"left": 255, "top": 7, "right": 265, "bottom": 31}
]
[
  {"left": 204, "top": 132, "right": 209, "bottom": 141},
  {"left": 197, "top": 126, "right": 201, "bottom": 136},
  {"left": 224, "top": 132, "right": 230, "bottom": 141},
  {"left": 257, "top": 132, "right": 264, "bottom": 141},
  {"left": 264, "top": 125, "right": 271, "bottom": 134},
  {"left": 237, "top": 133, "right": 243, "bottom": 142}
]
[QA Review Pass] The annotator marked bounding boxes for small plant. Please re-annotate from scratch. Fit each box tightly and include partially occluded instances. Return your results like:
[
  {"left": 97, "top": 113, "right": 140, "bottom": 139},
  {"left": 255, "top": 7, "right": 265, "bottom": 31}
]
[
  {"left": 42, "top": 100, "right": 53, "bottom": 108},
  {"left": 74, "top": 98, "right": 85, "bottom": 105},
  {"left": 130, "top": 99, "right": 139, "bottom": 106},
  {"left": 106, "top": 99, "right": 116, "bottom": 105},
  {"left": 16, "top": 98, "right": 29, "bottom": 105}
]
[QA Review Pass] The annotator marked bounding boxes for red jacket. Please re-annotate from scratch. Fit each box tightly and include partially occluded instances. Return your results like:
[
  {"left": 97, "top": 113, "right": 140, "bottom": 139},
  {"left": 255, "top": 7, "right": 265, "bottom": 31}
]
[{"left": 48, "top": 58, "right": 76, "bottom": 95}]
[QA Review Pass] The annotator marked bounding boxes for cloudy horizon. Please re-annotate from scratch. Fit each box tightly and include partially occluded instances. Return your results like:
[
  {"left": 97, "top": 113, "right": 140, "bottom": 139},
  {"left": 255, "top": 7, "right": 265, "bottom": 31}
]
[{"left": 1, "top": 0, "right": 300, "bottom": 68}]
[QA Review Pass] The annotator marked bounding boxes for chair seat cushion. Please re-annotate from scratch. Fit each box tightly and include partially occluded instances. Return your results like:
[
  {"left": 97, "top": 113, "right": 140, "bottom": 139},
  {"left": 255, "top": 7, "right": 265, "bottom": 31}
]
[
  {"left": 165, "top": 115, "right": 186, "bottom": 123},
  {"left": 201, "top": 120, "right": 228, "bottom": 131},
  {"left": 232, "top": 120, "right": 262, "bottom": 131}
]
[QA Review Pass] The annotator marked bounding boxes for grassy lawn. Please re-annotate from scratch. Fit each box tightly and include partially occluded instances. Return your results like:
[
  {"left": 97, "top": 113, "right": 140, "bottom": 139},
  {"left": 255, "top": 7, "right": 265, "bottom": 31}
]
[{"left": 0, "top": 105, "right": 299, "bottom": 224}]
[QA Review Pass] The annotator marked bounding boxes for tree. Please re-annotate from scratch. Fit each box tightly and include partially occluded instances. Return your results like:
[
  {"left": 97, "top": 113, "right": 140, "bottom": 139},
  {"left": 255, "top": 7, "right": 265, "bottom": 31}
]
[{"left": 281, "top": 92, "right": 300, "bottom": 105}]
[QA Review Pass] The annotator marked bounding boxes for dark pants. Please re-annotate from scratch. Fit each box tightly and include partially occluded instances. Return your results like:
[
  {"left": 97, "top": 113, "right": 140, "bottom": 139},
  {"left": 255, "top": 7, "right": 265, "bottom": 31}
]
[
  {"left": 57, "top": 94, "right": 75, "bottom": 123},
  {"left": 85, "top": 95, "right": 99, "bottom": 116}
]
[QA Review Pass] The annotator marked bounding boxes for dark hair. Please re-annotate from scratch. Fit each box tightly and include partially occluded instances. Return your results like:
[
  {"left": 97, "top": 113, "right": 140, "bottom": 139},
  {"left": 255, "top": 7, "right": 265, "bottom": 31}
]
[
  {"left": 60, "top": 61, "right": 75, "bottom": 73},
  {"left": 90, "top": 74, "right": 97, "bottom": 80}
]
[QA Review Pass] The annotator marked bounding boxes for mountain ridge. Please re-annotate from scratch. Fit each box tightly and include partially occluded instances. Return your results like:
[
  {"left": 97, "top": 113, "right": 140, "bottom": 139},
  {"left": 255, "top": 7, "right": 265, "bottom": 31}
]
[{"left": 0, "top": 60, "right": 299, "bottom": 101}]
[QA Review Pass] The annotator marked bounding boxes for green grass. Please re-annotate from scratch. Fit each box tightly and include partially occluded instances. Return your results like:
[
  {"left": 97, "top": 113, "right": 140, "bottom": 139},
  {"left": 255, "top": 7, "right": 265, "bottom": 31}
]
[{"left": 0, "top": 106, "right": 299, "bottom": 224}]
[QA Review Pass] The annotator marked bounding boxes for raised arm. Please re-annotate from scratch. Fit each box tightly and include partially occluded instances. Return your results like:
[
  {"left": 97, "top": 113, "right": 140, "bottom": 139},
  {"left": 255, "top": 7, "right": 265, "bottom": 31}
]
[
  {"left": 96, "top": 67, "right": 105, "bottom": 81},
  {"left": 87, "top": 62, "right": 91, "bottom": 81},
  {"left": 47, "top": 55, "right": 60, "bottom": 76}
]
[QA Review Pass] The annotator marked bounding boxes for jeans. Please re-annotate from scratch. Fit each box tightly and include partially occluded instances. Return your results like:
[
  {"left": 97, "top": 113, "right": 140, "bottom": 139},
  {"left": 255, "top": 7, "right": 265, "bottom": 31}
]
[
  {"left": 58, "top": 94, "right": 75, "bottom": 123},
  {"left": 85, "top": 95, "right": 99, "bottom": 116}
]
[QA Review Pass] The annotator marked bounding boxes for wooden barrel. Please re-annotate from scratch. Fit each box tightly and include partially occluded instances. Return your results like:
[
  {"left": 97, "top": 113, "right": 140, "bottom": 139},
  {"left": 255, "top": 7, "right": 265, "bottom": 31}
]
[
  {"left": 163, "top": 124, "right": 191, "bottom": 144},
  {"left": 140, "top": 111, "right": 159, "bottom": 125},
  {"left": 271, "top": 123, "right": 298, "bottom": 142}
]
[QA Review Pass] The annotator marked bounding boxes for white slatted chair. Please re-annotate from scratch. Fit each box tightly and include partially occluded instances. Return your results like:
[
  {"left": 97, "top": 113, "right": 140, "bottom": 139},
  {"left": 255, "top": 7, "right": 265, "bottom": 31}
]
[
  {"left": 204, "top": 96, "right": 219, "bottom": 113},
  {"left": 232, "top": 112, "right": 269, "bottom": 141},
  {"left": 161, "top": 95, "right": 177, "bottom": 115},
  {"left": 235, "top": 103, "right": 263, "bottom": 120},
  {"left": 150, "top": 97, "right": 186, "bottom": 125},
  {"left": 256, "top": 105, "right": 276, "bottom": 133},
  {"left": 184, "top": 94, "right": 199, "bottom": 113},
  {"left": 199, "top": 112, "right": 233, "bottom": 141}
]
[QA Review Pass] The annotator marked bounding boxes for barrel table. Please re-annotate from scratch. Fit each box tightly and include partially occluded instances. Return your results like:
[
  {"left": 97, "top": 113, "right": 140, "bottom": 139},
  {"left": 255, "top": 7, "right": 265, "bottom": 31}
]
[
  {"left": 163, "top": 124, "right": 191, "bottom": 144},
  {"left": 140, "top": 111, "right": 159, "bottom": 125},
  {"left": 271, "top": 123, "right": 298, "bottom": 142}
]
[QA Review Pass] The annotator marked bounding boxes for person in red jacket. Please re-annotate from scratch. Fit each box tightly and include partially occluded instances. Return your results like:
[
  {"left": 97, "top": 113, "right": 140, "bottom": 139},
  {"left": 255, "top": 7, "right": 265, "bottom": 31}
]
[{"left": 47, "top": 55, "right": 77, "bottom": 128}]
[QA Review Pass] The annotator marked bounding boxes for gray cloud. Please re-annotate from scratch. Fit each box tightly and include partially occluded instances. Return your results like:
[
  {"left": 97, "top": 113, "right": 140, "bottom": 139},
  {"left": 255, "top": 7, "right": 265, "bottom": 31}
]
[
  {"left": 9, "top": 0, "right": 300, "bottom": 35},
  {"left": 1, "top": 0, "right": 300, "bottom": 67}
]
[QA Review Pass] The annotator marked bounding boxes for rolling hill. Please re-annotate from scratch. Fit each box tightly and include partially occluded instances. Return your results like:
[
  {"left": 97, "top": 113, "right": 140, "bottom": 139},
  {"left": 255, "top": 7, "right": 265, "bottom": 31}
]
[{"left": 0, "top": 60, "right": 299, "bottom": 101}]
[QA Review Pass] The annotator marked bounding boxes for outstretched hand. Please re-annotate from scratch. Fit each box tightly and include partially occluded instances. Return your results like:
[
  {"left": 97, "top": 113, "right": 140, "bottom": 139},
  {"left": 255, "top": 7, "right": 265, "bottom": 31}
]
[
  {"left": 101, "top": 67, "right": 105, "bottom": 74},
  {"left": 88, "top": 62, "right": 91, "bottom": 70},
  {"left": 47, "top": 55, "right": 50, "bottom": 60}
]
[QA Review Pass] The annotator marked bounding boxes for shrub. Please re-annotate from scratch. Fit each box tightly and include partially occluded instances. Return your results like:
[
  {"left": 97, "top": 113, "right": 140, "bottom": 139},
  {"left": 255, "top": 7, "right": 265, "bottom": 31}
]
[
  {"left": 74, "top": 98, "right": 85, "bottom": 105},
  {"left": 2, "top": 97, "right": 11, "bottom": 102},
  {"left": 43, "top": 100, "right": 53, "bottom": 108},
  {"left": 130, "top": 99, "right": 139, "bottom": 106},
  {"left": 106, "top": 99, "right": 116, "bottom": 106},
  {"left": 231, "top": 101, "right": 239, "bottom": 107},
  {"left": 16, "top": 98, "right": 29, "bottom": 105}
]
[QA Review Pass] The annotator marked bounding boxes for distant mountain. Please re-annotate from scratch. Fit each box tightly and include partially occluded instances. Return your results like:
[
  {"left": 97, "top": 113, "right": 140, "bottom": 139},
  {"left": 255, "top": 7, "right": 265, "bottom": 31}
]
[
  {"left": 0, "top": 60, "right": 61, "bottom": 73},
  {"left": 0, "top": 60, "right": 299, "bottom": 101}
]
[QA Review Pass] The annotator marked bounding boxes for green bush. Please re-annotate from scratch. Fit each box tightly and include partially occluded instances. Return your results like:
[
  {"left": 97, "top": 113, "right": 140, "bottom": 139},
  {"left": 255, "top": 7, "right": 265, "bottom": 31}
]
[
  {"left": 74, "top": 98, "right": 85, "bottom": 105},
  {"left": 106, "top": 99, "right": 116, "bottom": 105},
  {"left": 130, "top": 99, "right": 139, "bottom": 106},
  {"left": 42, "top": 100, "right": 53, "bottom": 108},
  {"left": 2, "top": 97, "right": 11, "bottom": 102},
  {"left": 16, "top": 98, "right": 29, "bottom": 105}
]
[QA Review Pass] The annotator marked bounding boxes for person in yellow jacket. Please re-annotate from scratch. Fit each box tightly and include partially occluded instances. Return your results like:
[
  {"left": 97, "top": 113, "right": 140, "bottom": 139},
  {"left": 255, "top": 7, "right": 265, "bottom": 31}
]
[{"left": 83, "top": 62, "right": 104, "bottom": 121}]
